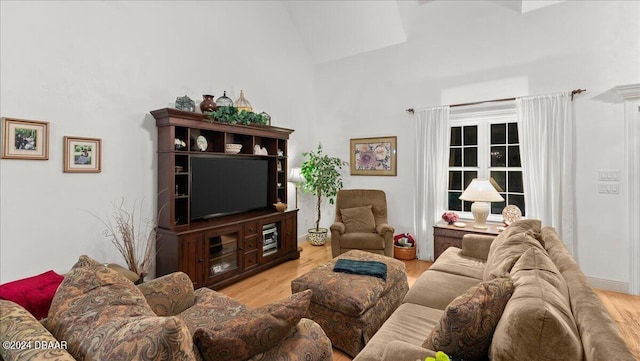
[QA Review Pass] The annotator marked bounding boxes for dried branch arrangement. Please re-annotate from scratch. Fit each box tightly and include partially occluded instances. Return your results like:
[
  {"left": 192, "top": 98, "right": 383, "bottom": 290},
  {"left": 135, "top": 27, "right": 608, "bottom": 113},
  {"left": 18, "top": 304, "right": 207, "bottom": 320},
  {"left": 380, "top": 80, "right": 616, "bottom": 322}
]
[{"left": 95, "top": 197, "right": 164, "bottom": 282}]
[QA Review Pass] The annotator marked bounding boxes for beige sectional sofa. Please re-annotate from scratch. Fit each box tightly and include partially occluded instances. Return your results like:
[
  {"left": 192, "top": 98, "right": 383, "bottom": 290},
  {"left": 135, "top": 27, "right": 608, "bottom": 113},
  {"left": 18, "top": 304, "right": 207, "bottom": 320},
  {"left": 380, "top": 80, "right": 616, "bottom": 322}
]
[{"left": 354, "top": 219, "right": 635, "bottom": 361}]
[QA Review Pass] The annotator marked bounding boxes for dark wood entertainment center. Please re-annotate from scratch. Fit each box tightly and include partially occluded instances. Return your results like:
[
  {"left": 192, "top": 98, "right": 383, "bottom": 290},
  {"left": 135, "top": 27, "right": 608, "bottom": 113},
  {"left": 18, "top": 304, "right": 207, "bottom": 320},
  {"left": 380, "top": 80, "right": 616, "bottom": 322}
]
[{"left": 152, "top": 108, "right": 299, "bottom": 290}]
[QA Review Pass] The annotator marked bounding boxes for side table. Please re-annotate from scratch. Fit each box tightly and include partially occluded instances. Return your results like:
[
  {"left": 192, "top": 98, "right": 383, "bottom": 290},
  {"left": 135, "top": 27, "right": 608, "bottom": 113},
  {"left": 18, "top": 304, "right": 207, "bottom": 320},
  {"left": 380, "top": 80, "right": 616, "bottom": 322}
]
[{"left": 433, "top": 221, "right": 501, "bottom": 260}]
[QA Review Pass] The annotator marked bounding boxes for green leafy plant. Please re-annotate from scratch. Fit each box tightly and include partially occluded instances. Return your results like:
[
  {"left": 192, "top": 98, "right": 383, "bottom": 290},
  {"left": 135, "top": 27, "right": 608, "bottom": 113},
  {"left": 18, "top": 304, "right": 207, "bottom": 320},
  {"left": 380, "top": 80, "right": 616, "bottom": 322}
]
[
  {"left": 300, "top": 143, "right": 348, "bottom": 230},
  {"left": 208, "top": 106, "right": 269, "bottom": 125}
]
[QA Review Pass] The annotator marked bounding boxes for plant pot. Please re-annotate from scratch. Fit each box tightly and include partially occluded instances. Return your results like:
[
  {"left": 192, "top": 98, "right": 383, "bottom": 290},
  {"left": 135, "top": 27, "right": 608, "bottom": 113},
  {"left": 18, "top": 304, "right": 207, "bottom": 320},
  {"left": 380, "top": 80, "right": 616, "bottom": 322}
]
[
  {"left": 394, "top": 245, "right": 416, "bottom": 260},
  {"left": 307, "top": 228, "right": 328, "bottom": 246}
]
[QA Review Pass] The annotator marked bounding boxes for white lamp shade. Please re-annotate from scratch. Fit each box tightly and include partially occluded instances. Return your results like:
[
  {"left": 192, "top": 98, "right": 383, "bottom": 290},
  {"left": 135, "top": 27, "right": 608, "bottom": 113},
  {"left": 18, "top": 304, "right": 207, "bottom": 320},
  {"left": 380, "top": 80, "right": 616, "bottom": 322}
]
[
  {"left": 288, "top": 167, "right": 305, "bottom": 184},
  {"left": 459, "top": 179, "right": 504, "bottom": 202}
]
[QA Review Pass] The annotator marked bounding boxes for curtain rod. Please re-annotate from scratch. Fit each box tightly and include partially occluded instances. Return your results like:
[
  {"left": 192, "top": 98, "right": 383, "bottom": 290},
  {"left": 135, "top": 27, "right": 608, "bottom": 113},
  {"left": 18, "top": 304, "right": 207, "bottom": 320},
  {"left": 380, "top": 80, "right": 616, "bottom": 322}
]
[{"left": 405, "top": 89, "right": 586, "bottom": 114}]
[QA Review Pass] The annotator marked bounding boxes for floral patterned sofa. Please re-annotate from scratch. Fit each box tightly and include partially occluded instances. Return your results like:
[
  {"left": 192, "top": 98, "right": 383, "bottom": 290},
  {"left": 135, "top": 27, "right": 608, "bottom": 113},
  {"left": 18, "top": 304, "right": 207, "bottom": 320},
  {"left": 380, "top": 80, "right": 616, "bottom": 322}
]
[{"left": 0, "top": 255, "right": 333, "bottom": 361}]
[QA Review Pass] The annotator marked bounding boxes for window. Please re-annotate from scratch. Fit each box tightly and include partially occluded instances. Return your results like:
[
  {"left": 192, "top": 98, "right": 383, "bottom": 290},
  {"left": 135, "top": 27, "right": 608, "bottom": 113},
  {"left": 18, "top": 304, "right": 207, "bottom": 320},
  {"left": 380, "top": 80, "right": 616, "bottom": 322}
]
[{"left": 447, "top": 103, "right": 525, "bottom": 217}]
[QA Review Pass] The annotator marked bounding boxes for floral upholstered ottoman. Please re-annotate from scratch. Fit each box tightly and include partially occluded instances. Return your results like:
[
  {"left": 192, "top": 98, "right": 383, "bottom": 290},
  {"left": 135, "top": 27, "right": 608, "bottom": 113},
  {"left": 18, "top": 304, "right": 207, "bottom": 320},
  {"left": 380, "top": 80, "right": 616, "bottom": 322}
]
[{"left": 291, "top": 250, "right": 409, "bottom": 357}]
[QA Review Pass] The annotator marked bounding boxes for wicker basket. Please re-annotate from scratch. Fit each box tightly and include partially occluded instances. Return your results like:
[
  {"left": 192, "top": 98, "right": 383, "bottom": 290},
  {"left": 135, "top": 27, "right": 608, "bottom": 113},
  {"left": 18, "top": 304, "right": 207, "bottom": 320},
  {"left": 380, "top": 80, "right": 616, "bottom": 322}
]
[{"left": 394, "top": 245, "right": 416, "bottom": 260}]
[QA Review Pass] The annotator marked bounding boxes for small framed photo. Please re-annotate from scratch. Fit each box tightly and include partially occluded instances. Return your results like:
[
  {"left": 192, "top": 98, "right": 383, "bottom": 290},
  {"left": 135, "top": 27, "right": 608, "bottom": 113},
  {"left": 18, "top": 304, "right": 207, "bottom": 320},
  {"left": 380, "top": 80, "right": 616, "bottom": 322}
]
[
  {"left": 350, "top": 136, "right": 397, "bottom": 176},
  {"left": 64, "top": 136, "right": 102, "bottom": 173},
  {"left": 2, "top": 117, "right": 49, "bottom": 160}
]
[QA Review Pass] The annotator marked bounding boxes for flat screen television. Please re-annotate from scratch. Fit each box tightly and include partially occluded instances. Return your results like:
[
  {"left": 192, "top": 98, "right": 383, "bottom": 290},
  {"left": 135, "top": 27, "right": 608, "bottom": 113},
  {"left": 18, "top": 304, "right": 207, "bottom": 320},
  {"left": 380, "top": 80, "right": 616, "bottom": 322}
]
[{"left": 190, "top": 157, "right": 269, "bottom": 220}]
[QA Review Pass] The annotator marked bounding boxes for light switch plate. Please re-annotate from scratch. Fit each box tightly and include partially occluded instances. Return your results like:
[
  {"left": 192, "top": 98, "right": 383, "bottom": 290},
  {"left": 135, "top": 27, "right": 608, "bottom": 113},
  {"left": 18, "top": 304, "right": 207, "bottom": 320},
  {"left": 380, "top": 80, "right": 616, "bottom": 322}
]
[{"left": 599, "top": 170, "right": 620, "bottom": 181}]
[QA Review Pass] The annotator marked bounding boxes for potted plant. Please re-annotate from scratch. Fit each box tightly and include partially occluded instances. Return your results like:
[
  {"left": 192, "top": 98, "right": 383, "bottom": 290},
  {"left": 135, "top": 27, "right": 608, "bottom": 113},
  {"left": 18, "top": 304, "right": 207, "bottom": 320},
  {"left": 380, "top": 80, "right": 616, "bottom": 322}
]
[{"left": 300, "top": 143, "right": 348, "bottom": 245}]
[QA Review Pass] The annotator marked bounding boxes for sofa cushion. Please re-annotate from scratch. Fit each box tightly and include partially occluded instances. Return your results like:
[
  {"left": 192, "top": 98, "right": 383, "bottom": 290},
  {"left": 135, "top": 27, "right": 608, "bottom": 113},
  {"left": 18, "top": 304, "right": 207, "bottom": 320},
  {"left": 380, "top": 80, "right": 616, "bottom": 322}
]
[
  {"left": 137, "top": 271, "right": 196, "bottom": 316},
  {"left": 423, "top": 276, "right": 514, "bottom": 361},
  {"left": 540, "top": 227, "right": 636, "bottom": 361},
  {"left": 403, "top": 270, "right": 481, "bottom": 310},
  {"left": 429, "top": 247, "right": 485, "bottom": 280},
  {"left": 490, "top": 247, "right": 583, "bottom": 361},
  {"left": 0, "top": 270, "right": 64, "bottom": 320},
  {"left": 338, "top": 232, "right": 386, "bottom": 250},
  {"left": 250, "top": 317, "right": 333, "bottom": 361},
  {"left": 354, "top": 303, "right": 443, "bottom": 361},
  {"left": 193, "top": 289, "right": 312, "bottom": 361},
  {"left": 47, "top": 255, "right": 197, "bottom": 361},
  {"left": 483, "top": 219, "right": 544, "bottom": 281},
  {"left": 340, "top": 205, "right": 377, "bottom": 233}
]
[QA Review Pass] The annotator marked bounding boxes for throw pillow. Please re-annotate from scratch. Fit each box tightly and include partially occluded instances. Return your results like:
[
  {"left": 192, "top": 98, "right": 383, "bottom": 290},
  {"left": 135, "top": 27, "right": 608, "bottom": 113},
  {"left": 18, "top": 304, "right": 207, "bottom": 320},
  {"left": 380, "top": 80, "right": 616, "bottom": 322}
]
[
  {"left": 194, "top": 289, "right": 312, "bottom": 361},
  {"left": 423, "top": 276, "right": 514, "bottom": 361},
  {"left": 340, "top": 205, "right": 376, "bottom": 233},
  {"left": 47, "top": 255, "right": 196, "bottom": 361},
  {"left": 0, "top": 270, "right": 64, "bottom": 320},
  {"left": 483, "top": 219, "right": 545, "bottom": 281},
  {"left": 490, "top": 248, "right": 583, "bottom": 361}
]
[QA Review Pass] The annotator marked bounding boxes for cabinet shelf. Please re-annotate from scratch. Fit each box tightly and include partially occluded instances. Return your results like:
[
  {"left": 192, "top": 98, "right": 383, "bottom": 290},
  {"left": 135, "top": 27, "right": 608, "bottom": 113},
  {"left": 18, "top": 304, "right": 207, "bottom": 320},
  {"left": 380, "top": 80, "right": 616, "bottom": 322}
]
[{"left": 210, "top": 248, "right": 237, "bottom": 261}]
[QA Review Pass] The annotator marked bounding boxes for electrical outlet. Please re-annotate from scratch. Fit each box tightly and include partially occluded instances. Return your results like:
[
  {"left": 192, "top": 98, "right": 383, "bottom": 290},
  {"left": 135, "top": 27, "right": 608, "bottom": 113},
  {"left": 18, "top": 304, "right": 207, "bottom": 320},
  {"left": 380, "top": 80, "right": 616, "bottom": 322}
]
[
  {"left": 611, "top": 183, "right": 619, "bottom": 193},
  {"left": 598, "top": 182, "right": 620, "bottom": 194}
]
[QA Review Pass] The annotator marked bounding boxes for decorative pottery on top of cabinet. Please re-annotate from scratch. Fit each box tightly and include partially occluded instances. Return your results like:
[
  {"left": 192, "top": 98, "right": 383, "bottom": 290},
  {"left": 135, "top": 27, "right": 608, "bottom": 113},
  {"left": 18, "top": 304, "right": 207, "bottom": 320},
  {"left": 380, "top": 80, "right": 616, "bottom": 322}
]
[
  {"left": 200, "top": 94, "right": 217, "bottom": 114},
  {"left": 235, "top": 90, "right": 252, "bottom": 112}
]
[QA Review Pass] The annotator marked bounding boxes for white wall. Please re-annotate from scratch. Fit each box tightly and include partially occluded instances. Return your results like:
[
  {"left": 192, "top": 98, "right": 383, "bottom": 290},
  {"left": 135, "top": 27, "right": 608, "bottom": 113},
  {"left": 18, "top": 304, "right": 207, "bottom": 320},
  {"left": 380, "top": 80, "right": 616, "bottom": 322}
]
[
  {"left": 2, "top": 0, "right": 638, "bottom": 291},
  {"left": 0, "top": 1, "right": 315, "bottom": 283},
  {"left": 312, "top": 1, "right": 639, "bottom": 288}
]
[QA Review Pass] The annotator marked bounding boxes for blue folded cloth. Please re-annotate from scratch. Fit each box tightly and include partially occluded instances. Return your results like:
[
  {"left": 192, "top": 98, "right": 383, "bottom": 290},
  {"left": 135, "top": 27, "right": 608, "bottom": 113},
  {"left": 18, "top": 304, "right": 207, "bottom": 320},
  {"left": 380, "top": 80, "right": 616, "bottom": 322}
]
[{"left": 333, "top": 259, "right": 387, "bottom": 281}]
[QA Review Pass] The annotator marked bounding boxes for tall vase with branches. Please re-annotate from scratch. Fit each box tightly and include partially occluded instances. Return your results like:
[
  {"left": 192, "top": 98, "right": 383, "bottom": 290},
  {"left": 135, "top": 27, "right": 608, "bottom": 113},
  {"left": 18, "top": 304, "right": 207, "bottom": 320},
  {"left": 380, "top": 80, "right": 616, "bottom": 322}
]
[
  {"left": 95, "top": 198, "right": 164, "bottom": 283},
  {"left": 300, "top": 143, "right": 348, "bottom": 245}
]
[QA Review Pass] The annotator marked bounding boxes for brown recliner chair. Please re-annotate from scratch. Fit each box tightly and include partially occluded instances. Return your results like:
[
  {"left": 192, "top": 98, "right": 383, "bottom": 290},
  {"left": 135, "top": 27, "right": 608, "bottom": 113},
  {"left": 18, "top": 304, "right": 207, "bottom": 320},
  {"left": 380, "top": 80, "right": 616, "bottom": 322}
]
[{"left": 330, "top": 189, "right": 395, "bottom": 258}]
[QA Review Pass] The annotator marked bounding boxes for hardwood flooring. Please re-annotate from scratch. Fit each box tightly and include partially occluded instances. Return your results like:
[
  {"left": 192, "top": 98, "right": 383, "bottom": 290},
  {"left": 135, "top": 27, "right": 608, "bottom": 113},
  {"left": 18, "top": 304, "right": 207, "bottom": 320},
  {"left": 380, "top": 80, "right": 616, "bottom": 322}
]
[
  {"left": 219, "top": 241, "right": 640, "bottom": 360},
  {"left": 595, "top": 289, "right": 640, "bottom": 359}
]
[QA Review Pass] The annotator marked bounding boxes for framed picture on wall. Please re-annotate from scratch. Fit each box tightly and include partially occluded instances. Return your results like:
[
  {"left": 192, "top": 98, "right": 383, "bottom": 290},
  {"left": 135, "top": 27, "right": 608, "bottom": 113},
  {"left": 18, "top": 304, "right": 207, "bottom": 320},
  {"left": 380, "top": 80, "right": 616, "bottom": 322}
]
[
  {"left": 1, "top": 117, "right": 49, "bottom": 160},
  {"left": 63, "top": 136, "right": 102, "bottom": 173},
  {"left": 350, "top": 136, "right": 397, "bottom": 176}
]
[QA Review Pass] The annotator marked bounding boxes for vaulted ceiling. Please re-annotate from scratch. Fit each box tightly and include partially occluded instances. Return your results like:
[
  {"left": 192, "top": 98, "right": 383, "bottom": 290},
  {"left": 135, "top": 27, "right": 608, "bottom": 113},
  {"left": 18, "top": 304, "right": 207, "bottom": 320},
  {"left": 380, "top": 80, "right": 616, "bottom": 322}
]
[{"left": 283, "top": 0, "right": 566, "bottom": 64}]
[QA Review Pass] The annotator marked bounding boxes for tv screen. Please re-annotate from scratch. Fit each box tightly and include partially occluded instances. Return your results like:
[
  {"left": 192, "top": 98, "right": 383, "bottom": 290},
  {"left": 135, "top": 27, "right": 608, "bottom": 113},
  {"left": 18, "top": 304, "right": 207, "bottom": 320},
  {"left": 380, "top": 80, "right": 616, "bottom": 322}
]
[{"left": 190, "top": 157, "right": 269, "bottom": 220}]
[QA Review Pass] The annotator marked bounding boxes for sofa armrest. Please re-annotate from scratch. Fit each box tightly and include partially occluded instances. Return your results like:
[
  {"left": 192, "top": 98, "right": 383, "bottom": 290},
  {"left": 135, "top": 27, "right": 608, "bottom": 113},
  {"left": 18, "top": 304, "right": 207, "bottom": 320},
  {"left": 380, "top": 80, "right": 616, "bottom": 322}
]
[
  {"left": 330, "top": 222, "right": 345, "bottom": 235},
  {"left": 382, "top": 340, "right": 436, "bottom": 361},
  {"left": 376, "top": 223, "right": 395, "bottom": 236},
  {"left": 137, "top": 272, "right": 195, "bottom": 316},
  {"left": 461, "top": 234, "right": 496, "bottom": 260},
  {"left": 107, "top": 263, "right": 140, "bottom": 283},
  {"left": 0, "top": 300, "right": 76, "bottom": 360}
]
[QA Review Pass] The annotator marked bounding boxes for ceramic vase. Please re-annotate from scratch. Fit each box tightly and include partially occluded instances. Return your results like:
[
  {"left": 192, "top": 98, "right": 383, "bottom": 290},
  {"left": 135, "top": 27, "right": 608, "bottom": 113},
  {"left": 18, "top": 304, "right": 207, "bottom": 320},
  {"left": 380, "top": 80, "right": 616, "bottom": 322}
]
[{"left": 200, "top": 94, "right": 217, "bottom": 113}]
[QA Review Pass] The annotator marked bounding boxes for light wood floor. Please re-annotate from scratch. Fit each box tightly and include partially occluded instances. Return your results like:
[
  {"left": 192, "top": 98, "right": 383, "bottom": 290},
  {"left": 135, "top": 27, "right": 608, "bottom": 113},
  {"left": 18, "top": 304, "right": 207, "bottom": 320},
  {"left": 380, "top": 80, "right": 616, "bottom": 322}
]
[{"left": 219, "top": 241, "right": 640, "bottom": 360}]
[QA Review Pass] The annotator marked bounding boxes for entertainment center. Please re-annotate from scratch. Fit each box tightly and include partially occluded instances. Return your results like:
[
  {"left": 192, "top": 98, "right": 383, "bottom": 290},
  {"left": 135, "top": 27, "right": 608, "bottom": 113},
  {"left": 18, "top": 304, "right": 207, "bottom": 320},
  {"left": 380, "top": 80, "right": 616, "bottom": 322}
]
[{"left": 152, "top": 108, "right": 299, "bottom": 290}]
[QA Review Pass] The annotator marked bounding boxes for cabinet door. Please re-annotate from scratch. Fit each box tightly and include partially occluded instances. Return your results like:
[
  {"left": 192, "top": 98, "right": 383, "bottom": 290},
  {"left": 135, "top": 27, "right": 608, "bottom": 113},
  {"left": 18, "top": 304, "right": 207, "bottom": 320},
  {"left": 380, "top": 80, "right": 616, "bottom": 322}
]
[
  {"left": 180, "top": 233, "right": 204, "bottom": 288},
  {"left": 204, "top": 226, "right": 242, "bottom": 286},
  {"left": 282, "top": 212, "right": 297, "bottom": 255}
]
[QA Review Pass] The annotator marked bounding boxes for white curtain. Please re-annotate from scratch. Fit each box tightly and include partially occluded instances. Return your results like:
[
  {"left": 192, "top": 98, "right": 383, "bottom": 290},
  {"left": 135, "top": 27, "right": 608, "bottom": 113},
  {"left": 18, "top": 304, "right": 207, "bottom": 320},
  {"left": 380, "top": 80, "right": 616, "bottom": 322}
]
[
  {"left": 414, "top": 106, "right": 450, "bottom": 261},
  {"left": 517, "top": 93, "right": 576, "bottom": 255}
]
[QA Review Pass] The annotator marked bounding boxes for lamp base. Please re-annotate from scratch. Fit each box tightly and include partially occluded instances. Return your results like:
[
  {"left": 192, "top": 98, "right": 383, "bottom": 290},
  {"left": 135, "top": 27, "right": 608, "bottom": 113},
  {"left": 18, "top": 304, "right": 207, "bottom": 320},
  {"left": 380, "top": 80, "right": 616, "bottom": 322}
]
[{"left": 471, "top": 201, "right": 490, "bottom": 229}]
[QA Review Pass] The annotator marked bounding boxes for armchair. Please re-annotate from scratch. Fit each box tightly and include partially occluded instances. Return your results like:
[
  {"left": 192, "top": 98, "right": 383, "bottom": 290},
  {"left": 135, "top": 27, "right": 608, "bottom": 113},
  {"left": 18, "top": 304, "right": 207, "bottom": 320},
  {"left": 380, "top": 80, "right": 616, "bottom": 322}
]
[{"left": 330, "top": 189, "right": 395, "bottom": 258}]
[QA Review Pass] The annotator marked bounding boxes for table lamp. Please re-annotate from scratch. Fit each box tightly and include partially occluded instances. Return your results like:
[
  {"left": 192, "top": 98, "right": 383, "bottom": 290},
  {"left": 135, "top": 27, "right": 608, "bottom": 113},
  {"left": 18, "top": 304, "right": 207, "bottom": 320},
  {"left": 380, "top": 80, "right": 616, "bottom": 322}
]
[
  {"left": 288, "top": 167, "right": 305, "bottom": 209},
  {"left": 459, "top": 178, "right": 504, "bottom": 229}
]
